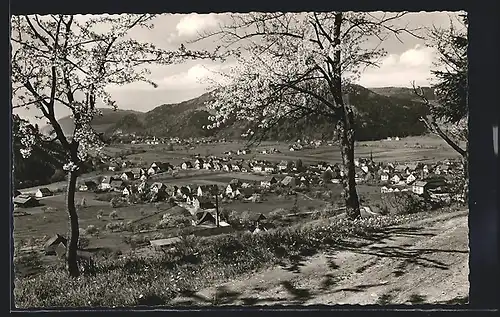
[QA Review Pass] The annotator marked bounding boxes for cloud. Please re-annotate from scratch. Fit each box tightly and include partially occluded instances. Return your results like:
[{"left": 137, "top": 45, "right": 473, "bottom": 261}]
[
  {"left": 102, "top": 61, "right": 235, "bottom": 112},
  {"left": 357, "top": 44, "right": 436, "bottom": 87},
  {"left": 175, "top": 13, "right": 219, "bottom": 37},
  {"left": 158, "top": 62, "right": 234, "bottom": 89}
]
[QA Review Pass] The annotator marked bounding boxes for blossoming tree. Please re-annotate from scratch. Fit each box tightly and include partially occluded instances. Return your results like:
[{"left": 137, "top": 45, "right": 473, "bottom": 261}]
[
  {"left": 193, "top": 12, "right": 421, "bottom": 220},
  {"left": 11, "top": 14, "right": 218, "bottom": 277},
  {"left": 413, "top": 13, "right": 468, "bottom": 202}
]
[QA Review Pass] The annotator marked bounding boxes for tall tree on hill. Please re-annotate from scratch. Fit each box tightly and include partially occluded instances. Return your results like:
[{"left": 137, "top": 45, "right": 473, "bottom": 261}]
[
  {"left": 413, "top": 13, "right": 468, "bottom": 203},
  {"left": 193, "top": 12, "right": 421, "bottom": 220},
  {"left": 11, "top": 14, "right": 219, "bottom": 277}
]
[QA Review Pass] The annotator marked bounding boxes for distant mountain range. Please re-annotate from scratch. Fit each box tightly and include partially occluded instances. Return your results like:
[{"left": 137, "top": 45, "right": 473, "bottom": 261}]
[{"left": 41, "top": 85, "right": 436, "bottom": 142}]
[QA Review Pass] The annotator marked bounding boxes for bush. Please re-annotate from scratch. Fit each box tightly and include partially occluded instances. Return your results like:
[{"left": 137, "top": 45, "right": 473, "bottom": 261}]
[
  {"left": 78, "top": 236, "right": 90, "bottom": 249},
  {"left": 123, "top": 235, "right": 150, "bottom": 248},
  {"left": 268, "top": 208, "right": 288, "bottom": 220},
  {"left": 109, "top": 210, "right": 119, "bottom": 220},
  {"left": 157, "top": 214, "right": 192, "bottom": 229},
  {"left": 380, "top": 192, "right": 428, "bottom": 215},
  {"left": 95, "top": 192, "right": 119, "bottom": 202},
  {"left": 106, "top": 221, "right": 128, "bottom": 232},
  {"left": 219, "top": 208, "right": 238, "bottom": 224},
  {"left": 110, "top": 197, "right": 129, "bottom": 208},
  {"left": 14, "top": 252, "right": 42, "bottom": 270},
  {"left": 85, "top": 225, "right": 99, "bottom": 236}
]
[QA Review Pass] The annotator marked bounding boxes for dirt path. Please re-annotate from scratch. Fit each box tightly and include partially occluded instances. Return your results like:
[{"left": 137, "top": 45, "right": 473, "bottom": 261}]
[{"left": 172, "top": 210, "right": 469, "bottom": 306}]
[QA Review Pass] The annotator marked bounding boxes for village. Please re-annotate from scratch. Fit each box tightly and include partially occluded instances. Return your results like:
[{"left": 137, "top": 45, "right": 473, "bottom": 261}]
[{"left": 13, "top": 139, "right": 464, "bottom": 257}]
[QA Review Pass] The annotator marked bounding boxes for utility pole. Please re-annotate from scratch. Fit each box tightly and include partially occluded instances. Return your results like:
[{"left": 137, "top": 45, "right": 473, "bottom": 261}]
[{"left": 214, "top": 186, "right": 220, "bottom": 227}]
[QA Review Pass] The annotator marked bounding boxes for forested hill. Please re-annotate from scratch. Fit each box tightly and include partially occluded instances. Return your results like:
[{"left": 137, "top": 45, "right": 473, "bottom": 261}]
[{"left": 42, "top": 85, "right": 432, "bottom": 141}]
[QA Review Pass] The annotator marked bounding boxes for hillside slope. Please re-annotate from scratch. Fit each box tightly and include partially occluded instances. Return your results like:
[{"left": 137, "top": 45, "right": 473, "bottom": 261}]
[
  {"left": 40, "top": 108, "right": 144, "bottom": 136},
  {"left": 369, "top": 87, "right": 436, "bottom": 102},
  {"left": 172, "top": 210, "right": 469, "bottom": 306}
]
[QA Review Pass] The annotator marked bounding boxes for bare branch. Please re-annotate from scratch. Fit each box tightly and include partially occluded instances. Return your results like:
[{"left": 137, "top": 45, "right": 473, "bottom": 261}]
[{"left": 412, "top": 82, "right": 466, "bottom": 157}]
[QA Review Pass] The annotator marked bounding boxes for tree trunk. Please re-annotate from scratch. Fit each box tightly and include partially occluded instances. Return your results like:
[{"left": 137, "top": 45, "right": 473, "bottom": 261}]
[
  {"left": 462, "top": 139, "right": 469, "bottom": 204},
  {"left": 66, "top": 169, "right": 80, "bottom": 277},
  {"left": 215, "top": 191, "right": 220, "bottom": 227},
  {"left": 338, "top": 111, "right": 361, "bottom": 220}
]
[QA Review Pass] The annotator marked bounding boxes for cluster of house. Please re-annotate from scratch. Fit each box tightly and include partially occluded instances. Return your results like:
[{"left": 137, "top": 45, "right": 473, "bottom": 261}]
[
  {"left": 13, "top": 187, "right": 55, "bottom": 208},
  {"left": 385, "top": 136, "right": 401, "bottom": 141},
  {"left": 373, "top": 159, "right": 461, "bottom": 197},
  {"left": 289, "top": 139, "right": 332, "bottom": 151},
  {"left": 121, "top": 135, "right": 228, "bottom": 146}
]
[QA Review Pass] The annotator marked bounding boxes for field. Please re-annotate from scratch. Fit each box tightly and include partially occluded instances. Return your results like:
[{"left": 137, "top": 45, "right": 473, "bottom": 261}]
[{"left": 103, "top": 135, "right": 461, "bottom": 167}]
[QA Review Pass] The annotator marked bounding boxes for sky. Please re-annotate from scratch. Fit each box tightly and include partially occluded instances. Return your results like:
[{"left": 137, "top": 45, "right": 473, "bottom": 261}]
[{"left": 12, "top": 11, "right": 463, "bottom": 125}]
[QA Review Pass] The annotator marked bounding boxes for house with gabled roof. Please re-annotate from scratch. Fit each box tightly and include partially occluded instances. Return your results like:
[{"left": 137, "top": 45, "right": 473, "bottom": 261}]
[
  {"left": 281, "top": 175, "right": 298, "bottom": 187},
  {"left": 264, "top": 165, "right": 276, "bottom": 173},
  {"left": 110, "top": 180, "right": 125, "bottom": 192},
  {"left": 252, "top": 164, "right": 264, "bottom": 173},
  {"left": 44, "top": 234, "right": 67, "bottom": 256},
  {"left": 197, "top": 184, "right": 218, "bottom": 197},
  {"left": 137, "top": 181, "right": 149, "bottom": 194},
  {"left": 177, "top": 186, "right": 191, "bottom": 197},
  {"left": 225, "top": 183, "right": 241, "bottom": 198},
  {"left": 232, "top": 164, "right": 242, "bottom": 172},
  {"left": 406, "top": 173, "right": 417, "bottom": 185},
  {"left": 194, "top": 210, "right": 217, "bottom": 226},
  {"left": 261, "top": 176, "right": 278, "bottom": 188},
  {"left": 422, "top": 164, "right": 429, "bottom": 175},
  {"left": 277, "top": 160, "right": 289, "bottom": 171},
  {"left": 122, "top": 186, "right": 132, "bottom": 196},
  {"left": 121, "top": 171, "right": 135, "bottom": 181},
  {"left": 412, "top": 181, "right": 428, "bottom": 195},
  {"left": 35, "top": 188, "right": 52, "bottom": 198},
  {"left": 391, "top": 174, "right": 401, "bottom": 184},
  {"left": 194, "top": 158, "right": 204, "bottom": 167},
  {"left": 249, "top": 213, "right": 267, "bottom": 224},
  {"left": 181, "top": 161, "right": 193, "bottom": 170},
  {"left": 150, "top": 182, "right": 166, "bottom": 194},
  {"left": 193, "top": 197, "right": 216, "bottom": 210},
  {"left": 13, "top": 195, "right": 39, "bottom": 208}
]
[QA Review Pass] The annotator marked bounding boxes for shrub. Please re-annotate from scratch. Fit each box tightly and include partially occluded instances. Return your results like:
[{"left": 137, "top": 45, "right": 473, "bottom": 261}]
[
  {"left": 157, "top": 214, "right": 191, "bottom": 229},
  {"left": 268, "top": 208, "right": 288, "bottom": 220},
  {"left": 110, "top": 197, "right": 128, "bottom": 208},
  {"left": 78, "top": 236, "right": 90, "bottom": 249},
  {"left": 123, "top": 235, "right": 150, "bottom": 248},
  {"left": 14, "top": 252, "right": 42, "bottom": 270},
  {"left": 106, "top": 221, "right": 126, "bottom": 232},
  {"left": 85, "top": 225, "right": 99, "bottom": 236},
  {"left": 95, "top": 192, "right": 118, "bottom": 202},
  {"left": 109, "top": 210, "right": 119, "bottom": 220},
  {"left": 380, "top": 192, "right": 428, "bottom": 215}
]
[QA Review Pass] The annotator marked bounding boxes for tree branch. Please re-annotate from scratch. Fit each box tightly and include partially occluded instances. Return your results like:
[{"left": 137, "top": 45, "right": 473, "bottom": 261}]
[{"left": 412, "top": 83, "right": 466, "bottom": 157}]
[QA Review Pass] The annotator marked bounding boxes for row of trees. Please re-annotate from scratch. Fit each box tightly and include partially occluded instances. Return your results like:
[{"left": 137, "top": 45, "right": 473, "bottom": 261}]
[{"left": 11, "top": 12, "right": 467, "bottom": 277}]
